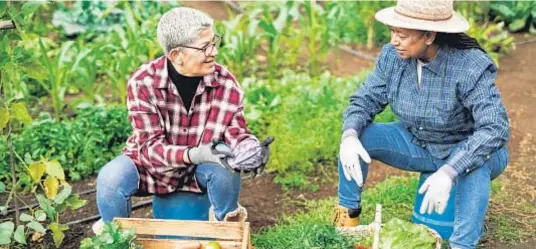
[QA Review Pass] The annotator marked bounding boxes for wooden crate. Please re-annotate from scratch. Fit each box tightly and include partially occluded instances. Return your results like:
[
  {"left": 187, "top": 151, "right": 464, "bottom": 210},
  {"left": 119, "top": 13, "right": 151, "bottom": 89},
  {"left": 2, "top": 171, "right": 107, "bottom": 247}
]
[{"left": 114, "top": 218, "right": 252, "bottom": 249}]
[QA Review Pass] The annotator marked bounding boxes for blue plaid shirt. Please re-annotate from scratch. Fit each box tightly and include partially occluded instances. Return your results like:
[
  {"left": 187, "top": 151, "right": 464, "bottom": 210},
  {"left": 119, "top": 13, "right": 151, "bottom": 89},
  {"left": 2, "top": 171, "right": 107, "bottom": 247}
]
[{"left": 343, "top": 44, "right": 509, "bottom": 176}]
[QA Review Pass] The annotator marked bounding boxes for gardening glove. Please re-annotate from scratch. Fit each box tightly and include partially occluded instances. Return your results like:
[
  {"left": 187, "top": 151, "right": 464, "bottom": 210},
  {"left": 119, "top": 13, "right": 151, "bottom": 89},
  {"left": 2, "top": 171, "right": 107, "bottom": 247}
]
[
  {"left": 187, "top": 140, "right": 234, "bottom": 169},
  {"left": 418, "top": 168, "right": 454, "bottom": 215},
  {"left": 339, "top": 129, "right": 371, "bottom": 187},
  {"left": 226, "top": 137, "right": 274, "bottom": 177}
]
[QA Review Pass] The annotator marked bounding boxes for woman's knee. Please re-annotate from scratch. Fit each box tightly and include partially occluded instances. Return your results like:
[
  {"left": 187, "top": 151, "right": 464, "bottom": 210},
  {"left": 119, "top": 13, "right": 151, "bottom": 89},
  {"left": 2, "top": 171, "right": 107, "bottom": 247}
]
[
  {"left": 197, "top": 164, "right": 241, "bottom": 189},
  {"left": 97, "top": 155, "right": 139, "bottom": 191},
  {"left": 489, "top": 146, "right": 509, "bottom": 180}
]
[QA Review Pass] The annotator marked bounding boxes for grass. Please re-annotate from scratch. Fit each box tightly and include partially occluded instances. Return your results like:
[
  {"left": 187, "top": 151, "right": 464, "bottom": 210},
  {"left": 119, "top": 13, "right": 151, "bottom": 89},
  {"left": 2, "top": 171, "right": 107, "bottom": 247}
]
[
  {"left": 253, "top": 175, "right": 536, "bottom": 248},
  {"left": 252, "top": 176, "right": 419, "bottom": 249},
  {"left": 484, "top": 180, "right": 536, "bottom": 245}
]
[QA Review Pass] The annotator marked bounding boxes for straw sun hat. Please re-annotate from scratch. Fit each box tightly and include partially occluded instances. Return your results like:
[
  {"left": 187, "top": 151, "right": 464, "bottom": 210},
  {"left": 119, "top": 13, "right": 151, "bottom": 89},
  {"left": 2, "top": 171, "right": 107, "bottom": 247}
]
[{"left": 375, "top": 0, "right": 469, "bottom": 33}]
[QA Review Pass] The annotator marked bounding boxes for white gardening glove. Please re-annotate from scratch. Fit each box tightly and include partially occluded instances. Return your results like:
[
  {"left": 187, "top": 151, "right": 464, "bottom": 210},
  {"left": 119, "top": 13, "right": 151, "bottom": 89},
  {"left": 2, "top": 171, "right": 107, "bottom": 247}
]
[
  {"left": 418, "top": 168, "right": 454, "bottom": 215},
  {"left": 339, "top": 129, "right": 371, "bottom": 187}
]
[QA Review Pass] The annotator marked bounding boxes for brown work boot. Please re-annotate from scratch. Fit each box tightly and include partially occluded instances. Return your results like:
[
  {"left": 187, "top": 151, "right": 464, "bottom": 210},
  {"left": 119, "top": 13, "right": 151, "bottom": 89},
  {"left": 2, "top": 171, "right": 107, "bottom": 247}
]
[{"left": 332, "top": 205, "right": 361, "bottom": 227}]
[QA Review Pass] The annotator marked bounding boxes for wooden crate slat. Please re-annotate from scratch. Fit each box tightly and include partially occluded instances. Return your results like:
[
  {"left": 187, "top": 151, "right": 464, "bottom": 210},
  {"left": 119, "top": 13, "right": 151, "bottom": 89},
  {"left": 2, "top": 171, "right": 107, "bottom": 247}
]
[
  {"left": 137, "top": 238, "right": 243, "bottom": 249},
  {"left": 241, "top": 223, "right": 250, "bottom": 249},
  {"left": 114, "top": 218, "right": 244, "bottom": 240}
]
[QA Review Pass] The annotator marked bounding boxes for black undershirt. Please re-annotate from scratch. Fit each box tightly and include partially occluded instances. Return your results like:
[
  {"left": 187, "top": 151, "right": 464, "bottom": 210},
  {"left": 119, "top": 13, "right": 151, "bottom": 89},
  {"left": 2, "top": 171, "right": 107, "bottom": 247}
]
[{"left": 167, "top": 59, "right": 201, "bottom": 113}]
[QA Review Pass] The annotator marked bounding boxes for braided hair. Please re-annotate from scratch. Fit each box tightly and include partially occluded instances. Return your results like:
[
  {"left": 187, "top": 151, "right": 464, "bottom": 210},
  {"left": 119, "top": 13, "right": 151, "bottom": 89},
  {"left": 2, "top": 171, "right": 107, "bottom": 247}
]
[{"left": 434, "top": 32, "right": 486, "bottom": 53}]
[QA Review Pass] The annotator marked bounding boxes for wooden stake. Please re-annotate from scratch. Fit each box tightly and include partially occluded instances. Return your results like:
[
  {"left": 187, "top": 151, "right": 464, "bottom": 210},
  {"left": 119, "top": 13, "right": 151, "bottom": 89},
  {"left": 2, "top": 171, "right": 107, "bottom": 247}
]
[{"left": 0, "top": 20, "right": 15, "bottom": 30}]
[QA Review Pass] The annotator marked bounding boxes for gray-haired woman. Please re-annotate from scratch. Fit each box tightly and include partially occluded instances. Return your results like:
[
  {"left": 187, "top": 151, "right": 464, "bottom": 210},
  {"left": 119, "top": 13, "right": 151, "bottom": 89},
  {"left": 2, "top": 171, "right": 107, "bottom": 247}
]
[
  {"left": 92, "top": 7, "right": 267, "bottom": 233},
  {"left": 333, "top": 1, "right": 509, "bottom": 249}
]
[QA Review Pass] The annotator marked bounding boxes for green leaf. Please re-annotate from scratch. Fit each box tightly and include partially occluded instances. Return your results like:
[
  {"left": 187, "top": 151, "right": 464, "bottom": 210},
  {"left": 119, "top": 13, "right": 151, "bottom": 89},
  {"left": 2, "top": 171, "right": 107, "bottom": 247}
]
[
  {"left": 0, "top": 108, "right": 9, "bottom": 131},
  {"left": 509, "top": 19, "right": 527, "bottom": 32},
  {"left": 28, "top": 161, "right": 46, "bottom": 182},
  {"left": 36, "top": 194, "right": 56, "bottom": 221},
  {"left": 49, "top": 222, "right": 66, "bottom": 248},
  {"left": 27, "top": 221, "right": 46, "bottom": 234},
  {"left": 21, "top": 1, "right": 43, "bottom": 16},
  {"left": 9, "top": 102, "right": 32, "bottom": 126},
  {"left": 54, "top": 185, "right": 72, "bottom": 204},
  {"left": 0, "top": 222, "right": 14, "bottom": 245},
  {"left": 20, "top": 62, "right": 48, "bottom": 81},
  {"left": 45, "top": 159, "right": 65, "bottom": 180},
  {"left": 44, "top": 176, "right": 59, "bottom": 200},
  {"left": 491, "top": 4, "right": 515, "bottom": 21},
  {"left": 65, "top": 194, "right": 87, "bottom": 210},
  {"left": 34, "top": 210, "right": 46, "bottom": 222},
  {"left": 14, "top": 225, "right": 26, "bottom": 245},
  {"left": 19, "top": 213, "right": 34, "bottom": 222},
  {"left": 0, "top": 182, "right": 5, "bottom": 193},
  {"left": 0, "top": 2, "right": 6, "bottom": 17}
]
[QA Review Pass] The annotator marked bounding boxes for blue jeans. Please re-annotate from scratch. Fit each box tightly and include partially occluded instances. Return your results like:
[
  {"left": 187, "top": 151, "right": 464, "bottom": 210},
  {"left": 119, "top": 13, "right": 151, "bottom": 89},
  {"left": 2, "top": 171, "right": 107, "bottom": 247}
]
[
  {"left": 338, "top": 122, "right": 508, "bottom": 249},
  {"left": 96, "top": 155, "right": 241, "bottom": 222}
]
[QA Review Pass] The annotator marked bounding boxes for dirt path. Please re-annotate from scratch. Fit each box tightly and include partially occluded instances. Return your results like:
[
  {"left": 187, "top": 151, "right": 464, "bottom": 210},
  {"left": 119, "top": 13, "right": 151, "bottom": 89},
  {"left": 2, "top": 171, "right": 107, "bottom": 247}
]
[{"left": 485, "top": 35, "right": 536, "bottom": 249}]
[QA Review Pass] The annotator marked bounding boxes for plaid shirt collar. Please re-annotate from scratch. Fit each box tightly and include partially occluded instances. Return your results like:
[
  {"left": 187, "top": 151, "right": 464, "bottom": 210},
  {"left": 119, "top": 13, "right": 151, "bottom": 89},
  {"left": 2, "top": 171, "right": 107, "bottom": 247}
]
[{"left": 406, "top": 46, "right": 448, "bottom": 76}]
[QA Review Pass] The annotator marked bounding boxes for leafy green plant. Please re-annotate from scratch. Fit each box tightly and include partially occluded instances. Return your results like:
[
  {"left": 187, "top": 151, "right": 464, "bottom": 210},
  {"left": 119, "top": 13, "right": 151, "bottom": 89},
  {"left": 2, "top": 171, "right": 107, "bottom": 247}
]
[
  {"left": 357, "top": 219, "right": 437, "bottom": 249},
  {"left": 490, "top": 1, "right": 536, "bottom": 33},
  {"left": 326, "top": 1, "right": 393, "bottom": 47},
  {"left": 52, "top": 1, "right": 124, "bottom": 36},
  {"left": 455, "top": 1, "right": 490, "bottom": 23},
  {"left": 242, "top": 70, "right": 396, "bottom": 190},
  {"left": 0, "top": 106, "right": 131, "bottom": 182},
  {"left": 0, "top": 158, "right": 87, "bottom": 248},
  {"left": 80, "top": 221, "right": 142, "bottom": 249},
  {"left": 466, "top": 19, "right": 516, "bottom": 67}
]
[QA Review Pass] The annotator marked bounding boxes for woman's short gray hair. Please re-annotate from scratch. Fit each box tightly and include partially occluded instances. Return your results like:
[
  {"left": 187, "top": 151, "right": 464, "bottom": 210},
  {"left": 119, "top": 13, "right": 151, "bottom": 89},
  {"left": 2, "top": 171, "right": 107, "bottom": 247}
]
[{"left": 157, "top": 7, "right": 214, "bottom": 55}]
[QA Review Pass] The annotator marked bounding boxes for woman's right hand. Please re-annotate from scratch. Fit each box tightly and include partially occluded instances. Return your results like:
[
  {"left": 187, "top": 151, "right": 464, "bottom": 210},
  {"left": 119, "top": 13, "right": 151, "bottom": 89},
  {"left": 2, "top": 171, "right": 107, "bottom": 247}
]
[{"left": 339, "top": 129, "right": 371, "bottom": 187}]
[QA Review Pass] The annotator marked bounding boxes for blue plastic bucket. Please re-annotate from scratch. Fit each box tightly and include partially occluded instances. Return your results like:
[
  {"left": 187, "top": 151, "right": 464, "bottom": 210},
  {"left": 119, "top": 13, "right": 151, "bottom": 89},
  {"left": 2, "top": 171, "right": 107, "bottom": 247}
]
[
  {"left": 152, "top": 191, "right": 211, "bottom": 220},
  {"left": 411, "top": 172, "right": 456, "bottom": 240}
]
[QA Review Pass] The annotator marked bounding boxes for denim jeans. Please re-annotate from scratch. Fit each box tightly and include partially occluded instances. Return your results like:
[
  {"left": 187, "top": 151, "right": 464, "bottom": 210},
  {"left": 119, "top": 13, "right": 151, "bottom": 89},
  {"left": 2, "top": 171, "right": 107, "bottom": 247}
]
[
  {"left": 338, "top": 122, "right": 508, "bottom": 249},
  {"left": 96, "top": 155, "right": 241, "bottom": 222}
]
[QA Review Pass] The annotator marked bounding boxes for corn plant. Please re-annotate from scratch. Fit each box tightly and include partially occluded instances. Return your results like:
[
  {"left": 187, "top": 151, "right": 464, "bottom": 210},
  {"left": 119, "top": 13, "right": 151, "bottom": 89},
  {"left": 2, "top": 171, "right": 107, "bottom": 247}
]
[
  {"left": 217, "top": 11, "right": 262, "bottom": 81},
  {"left": 95, "top": 2, "right": 163, "bottom": 104},
  {"left": 257, "top": 2, "right": 293, "bottom": 83},
  {"left": 298, "top": 1, "right": 339, "bottom": 75},
  {"left": 35, "top": 39, "right": 96, "bottom": 120}
]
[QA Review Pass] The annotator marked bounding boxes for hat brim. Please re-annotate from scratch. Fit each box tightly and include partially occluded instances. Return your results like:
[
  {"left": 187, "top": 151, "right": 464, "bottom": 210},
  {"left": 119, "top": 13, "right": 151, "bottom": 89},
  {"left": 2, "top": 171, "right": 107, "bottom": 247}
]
[{"left": 375, "top": 7, "right": 469, "bottom": 33}]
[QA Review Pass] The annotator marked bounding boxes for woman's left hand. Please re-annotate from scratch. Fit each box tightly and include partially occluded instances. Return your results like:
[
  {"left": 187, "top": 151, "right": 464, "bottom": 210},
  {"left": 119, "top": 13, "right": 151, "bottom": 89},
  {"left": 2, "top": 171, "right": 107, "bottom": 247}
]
[{"left": 418, "top": 169, "right": 454, "bottom": 215}]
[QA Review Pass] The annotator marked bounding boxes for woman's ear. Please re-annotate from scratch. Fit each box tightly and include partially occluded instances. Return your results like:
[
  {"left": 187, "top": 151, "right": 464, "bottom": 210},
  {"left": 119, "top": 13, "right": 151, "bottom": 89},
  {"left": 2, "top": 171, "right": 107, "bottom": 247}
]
[
  {"left": 425, "top": 32, "right": 437, "bottom": 46},
  {"left": 169, "top": 49, "right": 183, "bottom": 65}
]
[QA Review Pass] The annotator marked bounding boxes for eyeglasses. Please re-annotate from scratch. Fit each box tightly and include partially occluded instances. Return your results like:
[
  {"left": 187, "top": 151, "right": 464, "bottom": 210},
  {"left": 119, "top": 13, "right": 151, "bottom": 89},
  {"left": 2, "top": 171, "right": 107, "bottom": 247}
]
[{"left": 176, "top": 34, "right": 222, "bottom": 57}]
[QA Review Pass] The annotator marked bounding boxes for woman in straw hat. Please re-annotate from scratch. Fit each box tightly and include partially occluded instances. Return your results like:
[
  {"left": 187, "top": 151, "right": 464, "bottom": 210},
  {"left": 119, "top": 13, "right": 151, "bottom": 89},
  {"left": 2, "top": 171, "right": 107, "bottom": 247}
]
[{"left": 333, "top": 0, "right": 509, "bottom": 248}]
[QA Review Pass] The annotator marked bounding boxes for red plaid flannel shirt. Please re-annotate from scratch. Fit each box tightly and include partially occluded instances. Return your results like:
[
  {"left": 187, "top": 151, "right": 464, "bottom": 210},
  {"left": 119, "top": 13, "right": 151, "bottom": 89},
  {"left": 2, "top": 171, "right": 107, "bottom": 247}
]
[{"left": 122, "top": 56, "right": 255, "bottom": 194}]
